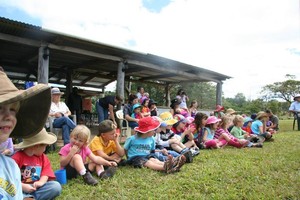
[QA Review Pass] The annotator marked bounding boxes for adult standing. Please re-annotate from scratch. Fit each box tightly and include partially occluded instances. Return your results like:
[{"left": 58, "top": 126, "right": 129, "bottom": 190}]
[
  {"left": 96, "top": 95, "right": 123, "bottom": 125},
  {"left": 123, "top": 94, "right": 139, "bottom": 129},
  {"left": 289, "top": 94, "right": 300, "bottom": 131},
  {"left": 176, "top": 89, "right": 189, "bottom": 109},
  {"left": 67, "top": 87, "right": 82, "bottom": 122},
  {"left": 136, "top": 86, "right": 144, "bottom": 100},
  {"left": 49, "top": 87, "right": 76, "bottom": 145}
]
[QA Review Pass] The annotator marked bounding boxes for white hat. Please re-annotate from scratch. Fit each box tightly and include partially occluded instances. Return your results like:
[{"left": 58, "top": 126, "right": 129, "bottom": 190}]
[{"left": 294, "top": 94, "right": 300, "bottom": 100}]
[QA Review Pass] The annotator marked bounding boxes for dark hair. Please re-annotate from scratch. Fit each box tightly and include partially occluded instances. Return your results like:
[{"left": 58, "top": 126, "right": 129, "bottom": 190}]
[
  {"left": 128, "top": 94, "right": 138, "bottom": 104},
  {"left": 137, "top": 86, "right": 143, "bottom": 92},
  {"left": 177, "top": 89, "right": 184, "bottom": 95},
  {"left": 194, "top": 112, "right": 208, "bottom": 130},
  {"left": 115, "top": 95, "right": 124, "bottom": 102},
  {"left": 170, "top": 98, "right": 181, "bottom": 109},
  {"left": 265, "top": 109, "right": 272, "bottom": 114}
]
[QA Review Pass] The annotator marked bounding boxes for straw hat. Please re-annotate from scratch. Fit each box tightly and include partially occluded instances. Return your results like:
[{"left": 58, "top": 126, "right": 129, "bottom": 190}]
[
  {"left": 0, "top": 71, "right": 51, "bottom": 138},
  {"left": 134, "top": 117, "right": 160, "bottom": 134},
  {"left": 256, "top": 111, "right": 268, "bottom": 119},
  {"left": 159, "top": 112, "right": 178, "bottom": 125},
  {"left": 225, "top": 108, "right": 236, "bottom": 115},
  {"left": 15, "top": 128, "right": 57, "bottom": 149}
]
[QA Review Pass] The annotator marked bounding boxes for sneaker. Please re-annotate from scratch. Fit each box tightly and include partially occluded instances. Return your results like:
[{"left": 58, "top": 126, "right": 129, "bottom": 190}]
[
  {"left": 82, "top": 171, "right": 98, "bottom": 186},
  {"left": 99, "top": 167, "right": 117, "bottom": 179},
  {"left": 190, "top": 147, "right": 200, "bottom": 156},
  {"left": 253, "top": 143, "right": 263, "bottom": 148},
  {"left": 171, "top": 155, "right": 186, "bottom": 172},
  {"left": 182, "top": 150, "right": 193, "bottom": 163},
  {"left": 163, "top": 154, "right": 174, "bottom": 174},
  {"left": 118, "top": 159, "right": 127, "bottom": 166}
]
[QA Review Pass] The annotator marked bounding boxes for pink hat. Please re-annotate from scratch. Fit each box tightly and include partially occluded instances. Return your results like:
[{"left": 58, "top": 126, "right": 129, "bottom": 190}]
[
  {"left": 186, "top": 116, "right": 195, "bottom": 124},
  {"left": 134, "top": 117, "right": 161, "bottom": 134},
  {"left": 206, "top": 116, "right": 221, "bottom": 125},
  {"left": 214, "top": 105, "right": 224, "bottom": 112}
]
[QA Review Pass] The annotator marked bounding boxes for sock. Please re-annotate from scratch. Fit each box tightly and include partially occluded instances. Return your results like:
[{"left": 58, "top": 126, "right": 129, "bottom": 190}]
[
  {"left": 97, "top": 169, "right": 105, "bottom": 176},
  {"left": 79, "top": 168, "right": 86, "bottom": 176}
]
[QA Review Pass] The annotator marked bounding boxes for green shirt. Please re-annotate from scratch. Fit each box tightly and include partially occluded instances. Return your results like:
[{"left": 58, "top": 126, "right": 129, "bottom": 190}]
[{"left": 230, "top": 126, "right": 247, "bottom": 139}]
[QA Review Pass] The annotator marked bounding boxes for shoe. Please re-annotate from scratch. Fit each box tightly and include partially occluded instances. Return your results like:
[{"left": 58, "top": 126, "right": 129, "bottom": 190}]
[
  {"left": 182, "top": 150, "right": 193, "bottom": 163},
  {"left": 118, "top": 159, "right": 127, "bottom": 166},
  {"left": 82, "top": 171, "right": 98, "bottom": 186},
  {"left": 190, "top": 147, "right": 200, "bottom": 156},
  {"left": 171, "top": 155, "right": 186, "bottom": 172},
  {"left": 253, "top": 143, "right": 263, "bottom": 148},
  {"left": 164, "top": 154, "right": 174, "bottom": 174},
  {"left": 99, "top": 167, "right": 117, "bottom": 179}
]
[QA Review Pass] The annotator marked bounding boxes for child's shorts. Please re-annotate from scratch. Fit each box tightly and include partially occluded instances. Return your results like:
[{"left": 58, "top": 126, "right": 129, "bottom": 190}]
[
  {"left": 127, "top": 154, "right": 157, "bottom": 168},
  {"left": 65, "top": 163, "right": 89, "bottom": 179}
]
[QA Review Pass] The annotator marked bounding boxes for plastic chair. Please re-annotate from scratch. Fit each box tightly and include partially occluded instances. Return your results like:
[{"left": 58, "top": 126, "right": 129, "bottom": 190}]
[
  {"left": 293, "top": 112, "right": 300, "bottom": 130},
  {"left": 116, "top": 110, "right": 131, "bottom": 141}
]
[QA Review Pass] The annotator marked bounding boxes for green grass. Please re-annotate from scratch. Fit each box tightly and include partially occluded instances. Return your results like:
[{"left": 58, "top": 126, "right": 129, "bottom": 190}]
[{"left": 48, "top": 120, "right": 300, "bottom": 199}]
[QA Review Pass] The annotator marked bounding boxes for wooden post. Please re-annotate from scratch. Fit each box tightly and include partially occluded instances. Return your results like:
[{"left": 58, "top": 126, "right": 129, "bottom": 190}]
[
  {"left": 117, "top": 61, "right": 125, "bottom": 107},
  {"left": 216, "top": 82, "right": 222, "bottom": 105},
  {"left": 37, "top": 46, "right": 49, "bottom": 84},
  {"left": 165, "top": 83, "right": 170, "bottom": 107},
  {"left": 65, "top": 69, "right": 73, "bottom": 104}
]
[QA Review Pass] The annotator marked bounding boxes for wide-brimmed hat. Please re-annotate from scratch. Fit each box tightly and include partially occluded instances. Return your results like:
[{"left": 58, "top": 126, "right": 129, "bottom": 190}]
[
  {"left": 159, "top": 112, "right": 178, "bottom": 125},
  {"left": 134, "top": 117, "right": 160, "bottom": 134},
  {"left": 214, "top": 105, "right": 224, "bottom": 112},
  {"left": 174, "top": 114, "right": 188, "bottom": 123},
  {"left": 51, "top": 87, "right": 64, "bottom": 95},
  {"left": 206, "top": 116, "right": 221, "bottom": 125},
  {"left": 186, "top": 116, "right": 195, "bottom": 124},
  {"left": 256, "top": 111, "right": 268, "bottom": 119},
  {"left": 15, "top": 128, "right": 57, "bottom": 149},
  {"left": 225, "top": 108, "right": 236, "bottom": 115},
  {"left": 0, "top": 71, "right": 51, "bottom": 138},
  {"left": 294, "top": 94, "right": 300, "bottom": 100},
  {"left": 132, "top": 103, "right": 141, "bottom": 111},
  {"left": 243, "top": 117, "right": 253, "bottom": 127}
]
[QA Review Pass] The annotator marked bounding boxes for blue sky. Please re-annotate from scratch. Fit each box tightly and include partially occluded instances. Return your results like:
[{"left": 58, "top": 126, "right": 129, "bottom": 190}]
[{"left": 0, "top": 0, "right": 299, "bottom": 99}]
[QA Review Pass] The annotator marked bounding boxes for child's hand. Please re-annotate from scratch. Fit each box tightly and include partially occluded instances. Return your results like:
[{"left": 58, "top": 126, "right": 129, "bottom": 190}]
[
  {"left": 23, "top": 184, "right": 36, "bottom": 193},
  {"left": 108, "top": 161, "right": 118, "bottom": 167},
  {"left": 70, "top": 145, "right": 79, "bottom": 155},
  {"left": 33, "top": 181, "right": 45, "bottom": 189},
  {"left": 162, "top": 149, "right": 168, "bottom": 156}
]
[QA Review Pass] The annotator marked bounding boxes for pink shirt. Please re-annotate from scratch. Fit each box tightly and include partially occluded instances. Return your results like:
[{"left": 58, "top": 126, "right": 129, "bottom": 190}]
[{"left": 59, "top": 144, "right": 91, "bottom": 164}]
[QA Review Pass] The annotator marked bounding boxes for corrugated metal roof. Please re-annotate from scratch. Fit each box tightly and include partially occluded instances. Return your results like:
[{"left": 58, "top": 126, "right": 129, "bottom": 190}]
[{"left": 0, "top": 17, "right": 231, "bottom": 93}]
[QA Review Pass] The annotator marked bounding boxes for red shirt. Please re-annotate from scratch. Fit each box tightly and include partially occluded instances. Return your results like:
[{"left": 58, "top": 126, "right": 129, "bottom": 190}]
[{"left": 12, "top": 151, "right": 55, "bottom": 183}]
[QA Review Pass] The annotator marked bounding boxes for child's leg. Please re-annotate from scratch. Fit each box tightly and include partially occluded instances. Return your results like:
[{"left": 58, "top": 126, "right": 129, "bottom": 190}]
[
  {"left": 144, "top": 158, "right": 165, "bottom": 171},
  {"left": 32, "top": 181, "right": 62, "bottom": 200},
  {"left": 70, "top": 154, "right": 86, "bottom": 175},
  {"left": 204, "top": 140, "right": 218, "bottom": 149}
]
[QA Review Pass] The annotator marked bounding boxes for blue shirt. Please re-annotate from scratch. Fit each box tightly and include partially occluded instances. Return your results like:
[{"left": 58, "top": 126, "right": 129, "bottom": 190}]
[
  {"left": 0, "top": 154, "right": 23, "bottom": 199},
  {"left": 251, "top": 120, "right": 263, "bottom": 135},
  {"left": 124, "top": 135, "right": 155, "bottom": 161},
  {"left": 289, "top": 101, "right": 300, "bottom": 112}
]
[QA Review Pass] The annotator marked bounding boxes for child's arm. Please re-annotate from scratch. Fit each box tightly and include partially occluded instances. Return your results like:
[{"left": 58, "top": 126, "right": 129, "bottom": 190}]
[
  {"left": 114, "top": 137, "right": 125, "bottom": 157},
  {"left": 33, "top": 175, "right": 48, "bottom": 189},
  {"left": 202, "top": 129, "right": 208, "bottom": 142},
  {"left": 89, "top": 153, "right": 117, "bottom": 167},
  {"left": 59, "top": 145, "right": 79, "bottom": 167}
]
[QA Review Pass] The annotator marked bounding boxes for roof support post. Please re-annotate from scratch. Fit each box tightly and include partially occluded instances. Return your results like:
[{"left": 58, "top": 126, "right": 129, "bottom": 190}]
[
  {"left": 216, "top": 82, "right": 223, "bottom": 106},
  {"left": 65, "top": 69, "right": 73, "bottom": 105},
  {"left": 164, "top": 83, "right": 171, "bottom": 107},
  {"left": 117, "top": 61, "right": 125, "bottom": 108},
  {"left": 37, "top": 45, "right": 49, "bottom": 84}
]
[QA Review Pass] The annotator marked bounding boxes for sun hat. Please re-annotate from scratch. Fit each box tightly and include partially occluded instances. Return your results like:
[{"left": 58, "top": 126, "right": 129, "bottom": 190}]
[
  {"left": 256, "top": 111, "right": 268, "bottom": 119},
  {"left": 214, "top": 105, "right": 224, "bottom": 112},
  {"left": 174, "top": 114, "right": 188, "bottom": 123},
  {"left": 134, "top": 117, "right": 161, "bottom": 134},
  {"left": 0, "top": 71, "right": 51, "bottom": 138},
  {"left": 159, "top": 112, "right": 178, "bottom": 125},
  {"left": 243, "top": 117, "right": 253, "bottom": 127},
  {"left": 206, "top": 116, "right": 221, "bottom": 125},
  {"left": 15, "top": 128, "right": 57, "bottom": 149},
  {"left": 293, "top": 94, "right": 300, "bottom": 100},
  {"left": 225, "top": 108, "right": 236, "bottom": 115},
  {"left": 51, "top": 87, "right": 64, "bottom": 95},
  {"left": 186, "top": 116, "right": 195, "bottom": 124},
  {"left": 132, "top": 103, "right": 141, "bottom": 111}
]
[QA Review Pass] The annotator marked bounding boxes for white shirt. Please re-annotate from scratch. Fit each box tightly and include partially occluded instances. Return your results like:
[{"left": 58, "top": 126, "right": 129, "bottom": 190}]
[{"left": 50, "top": 102, "right": 70, "bottom": 115}]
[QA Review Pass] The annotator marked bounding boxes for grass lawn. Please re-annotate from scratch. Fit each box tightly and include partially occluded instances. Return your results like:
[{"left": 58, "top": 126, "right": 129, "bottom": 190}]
[{"left": 48, "top": 120, "right": 300, "bottom": 199}]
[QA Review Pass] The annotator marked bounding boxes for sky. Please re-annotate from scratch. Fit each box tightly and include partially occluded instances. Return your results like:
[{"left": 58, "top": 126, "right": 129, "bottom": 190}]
[{"left": 0, "top": 0, "right": 299, "bottom": 100}]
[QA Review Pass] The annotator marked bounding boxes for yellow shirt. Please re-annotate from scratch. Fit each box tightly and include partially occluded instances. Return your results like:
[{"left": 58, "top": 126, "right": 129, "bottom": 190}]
[{"left": 89, "top": 136, "right": 117, "bottom": 156}]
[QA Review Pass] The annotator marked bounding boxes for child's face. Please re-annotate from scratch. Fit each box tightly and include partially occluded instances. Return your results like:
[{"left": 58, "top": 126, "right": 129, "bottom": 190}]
[
  {"left": 101, "top": 129, "right": 116, "bottom": 141},
  {"left": 177, "top": 121, "right": 186, "bottom": 130},
  {"left": 201, "top": 118, "right": 207, "bottom": 126},
  {"left": 70, "top": 135, "right": 87, "bottom": 149},
  {"left": 236, "top": 120, "right": 243, "bottom": 127},
  {"left": 33, "top": 144, "right": 47, "bottom": 156},
  {"left": 0, "top": 102, "right": 19, "bottom": 143},
  {"left": 134, "top": 108, "right": 141, "bottom": 113}
]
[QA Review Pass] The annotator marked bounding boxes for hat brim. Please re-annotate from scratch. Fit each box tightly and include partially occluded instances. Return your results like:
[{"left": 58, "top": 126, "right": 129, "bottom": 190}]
[
  {"left": 0, "top": 84, "right": 51, "bottom": 138},
  {"left": 52, "top": 92, "right": 64, "bottom": 95},
  {"left": 134, "top": 121, "right": 160, "bottom": 134},
  {"left": 15, "top": 130, "right": 57, "bottom": 149},
  {"left": 206, "top": 118, "right": 221, "bottom": 125},
  {"left": 165, "top": 118, "right": 178, "bottom": 126}
]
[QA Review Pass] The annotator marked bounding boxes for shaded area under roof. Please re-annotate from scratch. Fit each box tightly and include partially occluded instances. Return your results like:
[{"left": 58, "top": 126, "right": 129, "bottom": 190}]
[{"left": 0, "top": 17, "right": 231, "bottom": 93}]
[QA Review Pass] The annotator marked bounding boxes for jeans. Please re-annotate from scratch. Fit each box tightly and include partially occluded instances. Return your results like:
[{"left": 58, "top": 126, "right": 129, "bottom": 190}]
[
  {"left": 96, "top": 102, "right": 108, "bottom": 123},
  {"left": 155, "top": 150, "right": 180, "bottom": 162},
  {"left": 53, "top": 116, "right": 76, "bottom": 145},
  {"left": 23, "top": 181, "right": 62, "bottom": 200}
]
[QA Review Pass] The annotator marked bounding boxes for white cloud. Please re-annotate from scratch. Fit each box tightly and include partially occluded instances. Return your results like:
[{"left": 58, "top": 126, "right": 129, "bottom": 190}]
[{"left": 1, "top": 0, "right": 299, "bottom": 99}]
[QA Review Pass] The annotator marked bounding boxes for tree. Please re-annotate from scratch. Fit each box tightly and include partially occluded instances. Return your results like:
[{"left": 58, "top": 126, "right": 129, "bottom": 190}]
[{"left": 261, "top": 75, "right": 300, "bottom": 103}]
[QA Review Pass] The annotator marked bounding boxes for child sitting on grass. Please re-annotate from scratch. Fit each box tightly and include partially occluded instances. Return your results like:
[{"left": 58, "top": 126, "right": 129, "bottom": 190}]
[
  {"left": 230, "top": 115, "right": 263, "bottom": 148},
  {"left": 203, "top": 116, "right": 227, "bottom": 149},
  {"left": 59, "top": 125, "right": 117, "bottom": 186},
  {"left": 12, "top": 128, "right": 61, "bottom": 200},
  {"left": 124, "top": 117, "right": 186, "bottom": 173},
  {"left": 89, "top": 120, "right": 125, "bottom": 164},
  {"left": 215, "top": 115, "right": 249, "bottom": 148}
]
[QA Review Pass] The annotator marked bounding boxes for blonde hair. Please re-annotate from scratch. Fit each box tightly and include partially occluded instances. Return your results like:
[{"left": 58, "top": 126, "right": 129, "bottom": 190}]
[
  {"left": 70, "top": 125, "right": 91, "bottom": 145},
  {"left": 219, "top": 115, "right": 233, "bottom": 129},
  {"left": 233, "top": 115, "right": 244, "bottom": 126}
]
